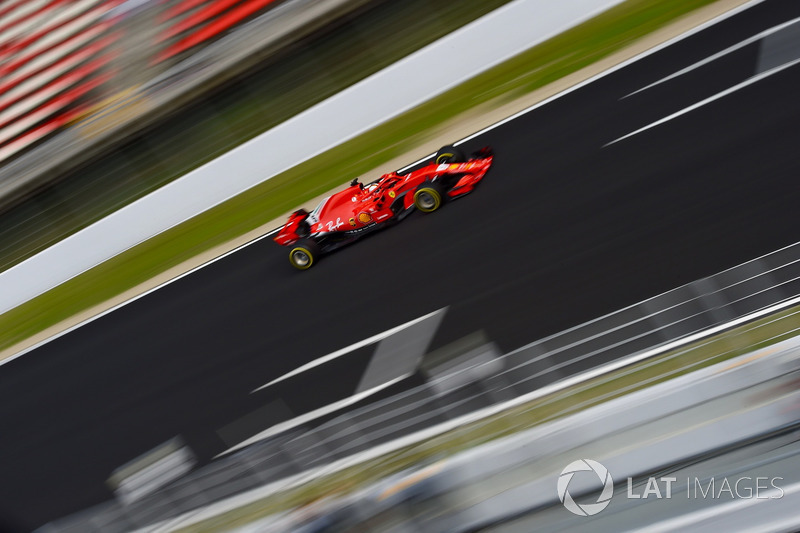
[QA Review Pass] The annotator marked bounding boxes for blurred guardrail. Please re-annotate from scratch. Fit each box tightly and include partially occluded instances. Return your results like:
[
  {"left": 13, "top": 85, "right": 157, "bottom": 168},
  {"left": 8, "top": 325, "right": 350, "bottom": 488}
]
[
  {"left": 240, "top": 337, "right": 800, "bottom": 533},
  {"left": 39, "top": 240, "right": 800, "bottom": 532},
  {"left": 0, "top": 0, "right": 626, "bottom": 316}
]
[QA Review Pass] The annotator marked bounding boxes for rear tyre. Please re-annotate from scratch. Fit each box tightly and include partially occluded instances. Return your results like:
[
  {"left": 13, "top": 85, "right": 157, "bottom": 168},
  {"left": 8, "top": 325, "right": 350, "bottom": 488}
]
[
  {"left": 414, "top": 182, "right": 445, "bottom": 213},
  {"left": 296, "top": 219, "right": 311, "bottom": 238},
  {"left": 289, "top": 239, "right": 319, "bottom": 270},
  {"left": 435, "top": 145, "right": 466, "bottom": 164}
]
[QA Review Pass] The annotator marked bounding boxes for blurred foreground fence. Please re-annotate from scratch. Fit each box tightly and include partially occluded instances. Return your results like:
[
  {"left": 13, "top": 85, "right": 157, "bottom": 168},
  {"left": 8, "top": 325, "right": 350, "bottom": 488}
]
[{"left": 41, "top": 241, "right": 800, "bottom": 532}]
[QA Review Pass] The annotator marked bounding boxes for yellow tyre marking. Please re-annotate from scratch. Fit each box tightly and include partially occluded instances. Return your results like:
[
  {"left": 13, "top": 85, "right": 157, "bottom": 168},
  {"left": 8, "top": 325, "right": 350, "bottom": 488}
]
[
  {"left": 289, "top": 246, "right": 314, "bottom": 270},
  {"left": 436, "top": 152, "right": 454, "bottom": 164},
  {"left": 414, "top": 187, "right": 442, "bottom": 212}
]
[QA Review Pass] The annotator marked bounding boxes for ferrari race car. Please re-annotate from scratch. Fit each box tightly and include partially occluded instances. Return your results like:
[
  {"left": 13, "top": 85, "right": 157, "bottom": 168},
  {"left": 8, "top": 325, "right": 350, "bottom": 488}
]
[{"left": 274, "top": 144, "right": 493, "bottom": 270}]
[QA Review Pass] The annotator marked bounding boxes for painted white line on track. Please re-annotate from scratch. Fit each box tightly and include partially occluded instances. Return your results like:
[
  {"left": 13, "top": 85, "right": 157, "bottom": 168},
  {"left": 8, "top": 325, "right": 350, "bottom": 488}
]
[
  {"left": 623, "top": 16, "right": 800, "bottom": 99},
  {"left": 222, "top": 375, "right": 410, "bottom": 457},
  {"left": 240, "top": 289, "right": 800, "bottom": 468},
  {"left": 485, "top": 239, "right": 800, "bottom": 364},
  {"left": 251, "top": 308, "right": 445, "bottom": 393},
  {"left": 531, "top": 291, "right": 800, "bottom": 387},
  {"left": 0, "top": 229, "right": 278, "bottom": 368},
  {"left": 143, "top": 297, "right": 800, "bottom": 533},
  {"left": 453, "top": 0, "right": 766, "bottom": 146},
  {"left": 606, "top": 57, "right": 800, "bottom": 146},
  {"left": 399, "top": 0, "right": 767, "bottom": 171},
  {"left": 1, "top": 0, "right": 768, "bottom": 365}
]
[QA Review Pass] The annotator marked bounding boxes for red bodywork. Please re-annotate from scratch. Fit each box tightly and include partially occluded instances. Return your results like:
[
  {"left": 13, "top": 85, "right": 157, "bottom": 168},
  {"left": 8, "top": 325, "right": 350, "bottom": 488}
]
[{"left": 275, "top": 147, "right": 493, "bottom": 253}]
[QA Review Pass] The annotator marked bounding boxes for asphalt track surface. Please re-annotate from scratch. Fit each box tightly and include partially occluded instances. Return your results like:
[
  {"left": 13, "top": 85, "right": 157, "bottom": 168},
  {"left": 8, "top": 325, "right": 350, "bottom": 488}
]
[{"left": 3, "top": 0, "right": 800, "bottom": 529}]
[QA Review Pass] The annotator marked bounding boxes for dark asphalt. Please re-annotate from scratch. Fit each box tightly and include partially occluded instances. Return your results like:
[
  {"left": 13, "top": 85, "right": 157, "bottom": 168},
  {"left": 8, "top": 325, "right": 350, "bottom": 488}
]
[{"left": 3, "top": 0, "right": 800, "bottom": 529}]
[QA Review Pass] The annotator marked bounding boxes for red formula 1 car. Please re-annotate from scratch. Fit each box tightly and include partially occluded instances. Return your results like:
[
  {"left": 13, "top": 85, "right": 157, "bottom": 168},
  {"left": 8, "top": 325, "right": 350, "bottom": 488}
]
[{"left": 274, "top": 144, "right": 493, "bottom": 269}]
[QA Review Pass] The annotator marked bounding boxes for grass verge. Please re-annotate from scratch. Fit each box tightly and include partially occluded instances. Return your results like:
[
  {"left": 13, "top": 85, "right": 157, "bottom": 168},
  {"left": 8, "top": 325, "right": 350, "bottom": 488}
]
[
  {"left": 176, "top": 303, "right": 800, "bottom": 532},
  {"left": 0, "top": 0, "right": 730, "bottom": 356}
]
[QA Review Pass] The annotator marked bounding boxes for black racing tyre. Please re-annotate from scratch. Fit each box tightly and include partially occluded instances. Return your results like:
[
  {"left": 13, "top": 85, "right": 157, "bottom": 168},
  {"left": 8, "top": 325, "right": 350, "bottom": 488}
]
[
  {"left": 289, "top": 239, "right": 320, "bottom": 270},
  {"left": 434, "top": 144, "right": 466, "bottom": 164},
  {"left": 414, "top": 181, "right": 446, "bottom": 213},
  {"left": 296, "top": 219, "right": 311, "bottom": 238}
]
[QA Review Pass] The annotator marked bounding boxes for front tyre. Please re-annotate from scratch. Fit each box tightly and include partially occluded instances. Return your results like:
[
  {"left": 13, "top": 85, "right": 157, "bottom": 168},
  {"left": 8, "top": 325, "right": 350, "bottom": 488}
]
[
  {"left": 289, "top": 239, "right": 319, "bottom": 270},
  {"left": 435, "top": 144, "right": 466, "bottom": 164},
  {"left": 414, "top": 182, "right": 445, "bottom": 213}
]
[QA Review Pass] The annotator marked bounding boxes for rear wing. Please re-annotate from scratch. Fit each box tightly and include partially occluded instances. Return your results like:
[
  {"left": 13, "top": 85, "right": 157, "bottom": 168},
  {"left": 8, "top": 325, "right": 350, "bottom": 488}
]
[{"left": 273, "top": 209, "right": 309, "bottom": 246}]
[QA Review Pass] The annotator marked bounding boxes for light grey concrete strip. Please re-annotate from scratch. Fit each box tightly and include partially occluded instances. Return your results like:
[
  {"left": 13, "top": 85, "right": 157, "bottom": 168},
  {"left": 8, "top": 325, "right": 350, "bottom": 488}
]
[
  {"left": 356, "top": 309, "right": 445, "bottom": 393},
  {"left": 757, "top": 18, "right": 800, "bottom": 72}
]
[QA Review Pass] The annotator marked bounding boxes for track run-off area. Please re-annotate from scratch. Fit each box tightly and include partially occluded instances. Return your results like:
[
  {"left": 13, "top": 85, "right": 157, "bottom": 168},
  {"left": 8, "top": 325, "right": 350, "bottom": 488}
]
[{"left": 2, "top": 0, "right": 800, "bottom": 528}]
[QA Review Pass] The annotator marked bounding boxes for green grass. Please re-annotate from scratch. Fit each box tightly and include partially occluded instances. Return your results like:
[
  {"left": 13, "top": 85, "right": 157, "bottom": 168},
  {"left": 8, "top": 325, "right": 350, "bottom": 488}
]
[
  {"left": 0, "top": 0, "right": 725, "bottom": 355},
  {"left": 175, "top": 304, "right": 800, "bottom": 532}
]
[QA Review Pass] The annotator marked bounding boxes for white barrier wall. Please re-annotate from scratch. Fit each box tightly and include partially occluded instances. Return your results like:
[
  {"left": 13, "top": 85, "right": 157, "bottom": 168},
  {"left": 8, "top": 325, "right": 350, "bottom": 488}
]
[{"left": 0, "top": 0, "right": 624, "bottom": 314}]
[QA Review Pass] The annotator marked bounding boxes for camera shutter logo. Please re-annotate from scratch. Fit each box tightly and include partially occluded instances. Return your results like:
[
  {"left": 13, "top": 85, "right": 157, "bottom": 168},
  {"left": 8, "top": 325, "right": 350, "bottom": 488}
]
[{"left": 557, "top": 459, "right": 614, "bottom": 516}]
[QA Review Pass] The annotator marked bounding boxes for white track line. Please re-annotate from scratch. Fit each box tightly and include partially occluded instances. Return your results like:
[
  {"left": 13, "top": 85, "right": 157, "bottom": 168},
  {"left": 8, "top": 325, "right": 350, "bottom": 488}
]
[
  {"left": 606, "top": 57, "right": 800, "bottom": 146},
  {"left": 0, "top": 0, "right": 768, "bottom": 367},
  {"left": 623, "top": 16, "right": 800, "bottom": 99},
  {"left": 0, "top": 230, "right": 279, "bottom": 368},
  {"left": 250, "top": 308, "right": 445, "bottom": 393},
  {"left": 147, "top": 301, "right": 800, "bottom": 532},
  {"left": 397, "top": 0, "right": 766, "bottom": 173},
  {"left": 223, "top": 375, "right": 411, "bottom": 456}
]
